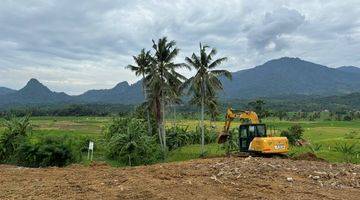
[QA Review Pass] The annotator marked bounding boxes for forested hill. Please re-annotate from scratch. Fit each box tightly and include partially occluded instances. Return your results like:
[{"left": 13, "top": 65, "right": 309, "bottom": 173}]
[
  {"left": 220, "top": 57, "right": 360, "bottom": 99},
  {"left": 1, "top": 57, "right": 360, "bottom": 107}
]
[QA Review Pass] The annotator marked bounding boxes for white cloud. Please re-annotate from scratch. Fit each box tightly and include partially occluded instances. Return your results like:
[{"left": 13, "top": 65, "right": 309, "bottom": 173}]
[{"left": 0, "top": 0, "right": 359, "bottom": 94}]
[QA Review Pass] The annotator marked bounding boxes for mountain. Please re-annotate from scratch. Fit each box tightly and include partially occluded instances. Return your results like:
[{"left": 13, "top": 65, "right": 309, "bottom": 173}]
[
  {"left": 1, "top": 57, "right": 360, "bottom": 108},
  {"left": 76, "top": 81, "right": 143, "bottom": 104},
  {"left": 0, "top": 87, "right": 16, "bottom": 96},
  {"left": 337, "top": 66, "right": 360, "bottom": 74},
  {"left": 220, "top": 57, "right": 360, "bottom": 99},
  {"left": 0, "top": 78, "right": 72, "bottom": 107}
]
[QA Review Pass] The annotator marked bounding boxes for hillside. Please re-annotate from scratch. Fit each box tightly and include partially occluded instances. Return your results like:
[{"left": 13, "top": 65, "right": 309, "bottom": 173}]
[
  {"left": 1, "top": 57, "right": 360, "bottom": 107},
  {"left": 337, "top": 66, "right": 360, "bottom": 74},
  {"left": 221, "top": 57, "right": 360, "bottom": 99},
  {"left": 0, "top": 79, "right": 73, "bottom": 107},
  {"left": 76, "top": 81, "right": 143, "bottom": 104},
  {"left": 0, "top": 157, "right": 359, "bottom": 199},
  {"left": 0, "top": 87, "right": 15, "bottom": 96}
]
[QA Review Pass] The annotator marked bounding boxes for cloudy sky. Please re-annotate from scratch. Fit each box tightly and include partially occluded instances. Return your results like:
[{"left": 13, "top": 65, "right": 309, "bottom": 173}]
[{"left": 0, "top": 0, "right": 359, "bottom": 94}]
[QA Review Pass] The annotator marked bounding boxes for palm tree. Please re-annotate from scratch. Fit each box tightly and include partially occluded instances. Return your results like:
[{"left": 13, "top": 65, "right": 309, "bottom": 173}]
[
  {"left": 183, "top": 43, "right": 232, "bottom": 155},
  {"left": 126, "top": 49, "right": 153, "bottom": 135},
  {"left": 145, "top": 37, "right": 187, "bottom": 150}
]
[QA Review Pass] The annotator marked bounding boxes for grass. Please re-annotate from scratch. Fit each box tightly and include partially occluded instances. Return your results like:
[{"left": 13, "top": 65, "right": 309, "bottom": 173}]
[
  {"left": 166, "top": 143, "right": 225, "bottom": 162},
  {"left": 1, "top": 116, "right": 359, "bottom": 164}
]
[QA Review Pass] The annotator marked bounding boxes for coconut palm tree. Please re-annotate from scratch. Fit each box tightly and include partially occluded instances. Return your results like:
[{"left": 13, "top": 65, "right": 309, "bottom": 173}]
[
  {"left": 126, "top": 49, "right": 153, "bottom": 135},
  {"left": 145, "top": 37, "right": 187, "bottom": 150},
  {"left": 183, "top": 43, "right": 232, "bottom": 155}
]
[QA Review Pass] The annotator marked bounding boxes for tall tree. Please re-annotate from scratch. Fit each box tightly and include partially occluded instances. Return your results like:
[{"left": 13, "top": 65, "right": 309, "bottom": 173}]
[
  {"left": 183, "top": 43, "right": 231, "bottom": 155},
  {"left": 145, "top": 37, "right": 187, "bottom": 150},
  {"left": 126, "top": 49, "right": 153, "bottom": 135},
  {"left": 248, "top": 99, "right": 267, "bottom": 119}
]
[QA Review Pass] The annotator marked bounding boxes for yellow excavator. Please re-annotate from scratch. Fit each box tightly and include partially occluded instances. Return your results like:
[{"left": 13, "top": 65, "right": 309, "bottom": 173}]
[{"left": 218, "top": 108, "right": 289, "bottom": 154}]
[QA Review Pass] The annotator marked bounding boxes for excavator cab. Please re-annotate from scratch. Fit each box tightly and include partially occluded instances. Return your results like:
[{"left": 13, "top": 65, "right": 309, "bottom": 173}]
[{"left": 239, "top": 124, "right": 266, "bottom": 151}]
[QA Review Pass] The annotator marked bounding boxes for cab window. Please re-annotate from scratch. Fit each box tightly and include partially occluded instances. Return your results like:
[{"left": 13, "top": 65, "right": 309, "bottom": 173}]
[
  {"left": 240, "top": 126, "right": 247, "bottom": 138},
  {"left": 256, "top": 125, "right": 266, "bottom": 137}
]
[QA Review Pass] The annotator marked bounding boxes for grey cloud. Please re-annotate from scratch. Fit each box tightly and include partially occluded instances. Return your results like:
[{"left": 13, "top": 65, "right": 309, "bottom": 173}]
[
  {"left": 247, "top": 7, "right": 305, "bottom": 52},
  {"left": 0, "top": 0, "right": 359, "bottom": 94}
]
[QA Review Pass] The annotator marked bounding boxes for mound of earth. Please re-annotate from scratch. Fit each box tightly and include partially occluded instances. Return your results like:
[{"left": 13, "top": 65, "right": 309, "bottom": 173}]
[{"left": 0, "top": 157, "right": 359, "bottom": 199}]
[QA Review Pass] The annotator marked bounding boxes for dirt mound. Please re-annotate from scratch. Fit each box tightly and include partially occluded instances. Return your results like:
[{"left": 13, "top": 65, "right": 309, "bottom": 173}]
[
  {"left": 293, "top": 152, "right": 326, "bottom": 162},
  {"left": 0, "top": 157, "right": 359, "bottom": 200}
]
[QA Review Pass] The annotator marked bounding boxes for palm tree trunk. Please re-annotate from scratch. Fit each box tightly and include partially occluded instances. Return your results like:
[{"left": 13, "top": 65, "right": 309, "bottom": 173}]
[
  {"left": 158, "top": 123, "right": 163, "bottom": 148},
  {"left": 200, "top": 79, "right": 205, "bottom": 155},
  {"left": 156, "top": 97, "right": 163, "bottom": 149},
  {"left": 173, "top": 103, "right": 176, "bottom": 127},
  {"left": 161, "top": 95, "right": 166, "bottom": 150},
  {"left": 142, "top": 74, "right": 152, "bottom": 135}
]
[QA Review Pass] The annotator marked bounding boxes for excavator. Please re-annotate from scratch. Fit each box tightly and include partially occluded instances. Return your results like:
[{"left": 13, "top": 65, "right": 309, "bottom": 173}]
[{"left": 218, "top": 108, "right": 289, "bottom": 154}]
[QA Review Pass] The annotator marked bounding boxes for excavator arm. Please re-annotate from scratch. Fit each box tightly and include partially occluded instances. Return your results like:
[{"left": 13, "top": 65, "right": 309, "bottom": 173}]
[{"left": 218, "top": 108, "right": 260, "bottom": 144}]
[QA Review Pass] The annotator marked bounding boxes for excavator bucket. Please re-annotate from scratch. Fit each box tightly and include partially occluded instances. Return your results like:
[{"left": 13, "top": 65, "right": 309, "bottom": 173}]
[{"left": 217, "top": 132, "right": 230, "bottom": 144}]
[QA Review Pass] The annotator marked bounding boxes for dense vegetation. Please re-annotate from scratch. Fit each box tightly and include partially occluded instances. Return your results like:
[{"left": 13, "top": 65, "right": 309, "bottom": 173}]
[
  {"left": 104, "top": 117, "right": 163, "bottom": 166},
  {"left": 1, "top": 93, "right": 359, "bottom": 119},
  {"left": 0, "top": 104, "right": 133, "bottom": 117},
  {"left": 0, "top": 116, "right": 81, "bottom": 167}
]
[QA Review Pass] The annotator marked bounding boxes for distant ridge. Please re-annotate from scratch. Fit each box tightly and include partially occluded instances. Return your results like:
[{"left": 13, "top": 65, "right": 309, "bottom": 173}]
[
  {"left": 75, "top": 81, "right": 143, "bottom": 104},
  {"left": 0, "top": 87, "right": 16, "bottom": 96},
  {"left": 0, "top": 79, "right": 73, "bottom": 107},
  {"left": 337, "top": 66, "right": 360, "bottom": 74},
  {"left": 220, "top": 57, "right": 360, "bottom": 99},
  {"left": 1, "top": 57, "right": 360, "bottom": 108}
]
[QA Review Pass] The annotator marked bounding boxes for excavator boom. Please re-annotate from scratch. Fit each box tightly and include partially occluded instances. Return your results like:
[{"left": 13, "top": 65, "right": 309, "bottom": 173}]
[{"left": 218, "top": 108, "right": 259, "bottom": 143}]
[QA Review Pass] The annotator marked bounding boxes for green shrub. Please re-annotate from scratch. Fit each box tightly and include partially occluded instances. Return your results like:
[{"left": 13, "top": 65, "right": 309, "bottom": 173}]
[
  {"left": 308, "top": 143, "right": 322, "bottom": 153},
  {"left": 191, "top": 125, "right": 217, "bottom": 144},
  {"left": 16, "top": 136, "right": 79, "bottom": 167},
  {"left": 0, "top": 116, "right": 31, "bottom": 162},
  {"left": 280, "top": 124, "right": 304, "bottom": 145},
  {"left": 166, "top": 126, "right": 190, "bottom": 150},
  {"left": 334, "top": 142, "right": 358, "bottom": 163},
  {"left": 78, "top": 136, "right": 95, "bottom": 153},
  {"left": 104, "top": 117, "right": 131, "bottom": 140},
  {"left": 221, "top": 128, "right": 239, "bottom": 154},
  {"left": 106, "top": 117, "right": 162, "bottom": 166},
  {"left": 343, "top": 115, "right": 352, "bottom": 121},
  {"left": 344, "top": 131, "right": 359, "bottom": 139}
]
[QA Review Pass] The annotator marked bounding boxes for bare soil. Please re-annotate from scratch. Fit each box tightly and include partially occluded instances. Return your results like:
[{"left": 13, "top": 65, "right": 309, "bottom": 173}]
[{"left": 0, "top": 157, "right": 359, "bottom": 200}]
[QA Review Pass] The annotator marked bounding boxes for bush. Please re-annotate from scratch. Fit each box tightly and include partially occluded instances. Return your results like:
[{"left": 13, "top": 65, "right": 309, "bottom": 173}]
[
  {"left": 106, "top": 117, "right": 162, "bottom": 166},
  {"left": 191, "top": 125, "right": 217, "bottom": 144},
  {"left": 221, "top": 128, "right": 239, "bottom": 154},
  {"left": 334, "top": 142, "right": 358, "bottom": 163},
  {"left": 16, "top": 136, "right": 79, "bottom": 167},
  {"left": 78, "top": 136, "right": 95, "bottom": 153},
  {"left": 166, "top": 126, "right": 191, "bottom": 150},
  {"left": 344, "top": 131, "right": 359, "bottom": 139},
  {"left": 104, "top": 117, "right": 131, "bottom": 140},
  {"left": 343, "top": 115, "right": 352, "bottom": 121},
  {"left": 0, "top": 116, "right": 31, "bottom": 162},
  {"left": 280, "top": 124, "right": 304, "bottom": 145},
  {"left": 308, "top": 143, "right": 322, "bottom": 153},
  {"left": 165, "top": 125, "right": 218, "bottom": 151}
]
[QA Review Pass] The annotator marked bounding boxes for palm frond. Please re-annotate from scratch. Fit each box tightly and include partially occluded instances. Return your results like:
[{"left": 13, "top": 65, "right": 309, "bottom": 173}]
[
  {"left": 210, "top": 69, "right": 232, "bottom": 80},
  {"left": 208, "top": 57, "right": 228, "bottom": 69}
]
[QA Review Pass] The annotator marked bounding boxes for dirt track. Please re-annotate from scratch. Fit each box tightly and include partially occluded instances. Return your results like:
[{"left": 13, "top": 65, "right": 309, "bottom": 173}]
[{"left": 0, "top": 157, "right": 359, "bottom": 200}]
